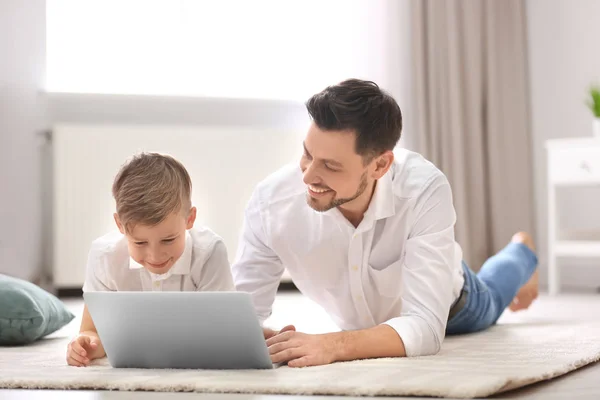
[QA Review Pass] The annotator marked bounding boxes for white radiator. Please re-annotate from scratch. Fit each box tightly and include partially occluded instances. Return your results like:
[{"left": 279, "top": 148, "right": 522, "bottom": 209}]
[{"left": 52, "top": 124, "right": 303, "bottom": 288}]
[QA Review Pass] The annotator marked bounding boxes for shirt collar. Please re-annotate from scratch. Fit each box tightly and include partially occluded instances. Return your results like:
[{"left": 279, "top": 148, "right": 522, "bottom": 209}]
[
  {"left": 321, "top": 167, "right": 396, "bottom": 231},
  {"left": 128, "top": 231, "right": 193, "bottom": 277},
  {"left": 368, "top": 167, "right": 396, "bottom": 222}
]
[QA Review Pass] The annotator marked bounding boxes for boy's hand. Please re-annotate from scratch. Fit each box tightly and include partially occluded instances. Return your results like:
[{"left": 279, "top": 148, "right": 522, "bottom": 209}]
[
  {"left": 66, "top": 334, "right": 103, "bottom": 367},
  {"left": 263, "top": 324, "right": 296, "bottom": 340}
]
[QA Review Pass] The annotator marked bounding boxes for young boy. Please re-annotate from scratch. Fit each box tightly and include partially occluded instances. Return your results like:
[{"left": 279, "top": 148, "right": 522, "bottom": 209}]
[{"left": 66, "top": 152, "right": 235, "bottom": 367}]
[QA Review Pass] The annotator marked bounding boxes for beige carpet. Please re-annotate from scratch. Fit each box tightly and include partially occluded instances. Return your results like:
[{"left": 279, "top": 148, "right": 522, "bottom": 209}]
[{"left": 1, "top": 322, "right": 599, "bottom": 399}]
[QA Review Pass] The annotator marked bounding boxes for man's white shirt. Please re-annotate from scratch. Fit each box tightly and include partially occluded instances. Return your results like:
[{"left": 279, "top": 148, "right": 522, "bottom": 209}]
[{"left": 232, "top": 148, "right": 465, "bottom": 357}]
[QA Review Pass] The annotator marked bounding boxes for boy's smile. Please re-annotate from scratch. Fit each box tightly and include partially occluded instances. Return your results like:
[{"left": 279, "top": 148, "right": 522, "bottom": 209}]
[
  {"left": 146, "top": 259, "right": 171, "bottom": 268},
  {"left": 145, "top": 258, "right": 173, "bottom": 271}
]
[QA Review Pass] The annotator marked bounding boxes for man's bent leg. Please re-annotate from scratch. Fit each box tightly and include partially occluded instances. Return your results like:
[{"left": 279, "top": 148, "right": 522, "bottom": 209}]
[
  {"left": 477, "top": 238, "right": 538, "bottom": 315},
  {"left": 446, "top": 233, "right": 538, "bottom": 335}
]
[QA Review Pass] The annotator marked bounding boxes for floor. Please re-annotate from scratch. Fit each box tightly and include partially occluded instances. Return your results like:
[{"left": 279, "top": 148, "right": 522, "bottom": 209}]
[{"left": 2, "top": 292, "right": 600, "bottom": 399}]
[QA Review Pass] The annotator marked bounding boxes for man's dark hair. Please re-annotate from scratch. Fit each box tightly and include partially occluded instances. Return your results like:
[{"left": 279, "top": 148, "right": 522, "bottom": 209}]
[{"left": 305, "top": 79, "right": 402, "bottom": 161}]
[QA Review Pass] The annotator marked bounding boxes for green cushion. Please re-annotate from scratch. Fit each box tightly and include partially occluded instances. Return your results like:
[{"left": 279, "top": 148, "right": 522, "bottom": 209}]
[{"left": 0, "top": 274, "right": 75, "bottom": 345}]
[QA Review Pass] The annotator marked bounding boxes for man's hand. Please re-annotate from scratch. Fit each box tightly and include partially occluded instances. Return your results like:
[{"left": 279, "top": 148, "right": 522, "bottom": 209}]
[
  {"left": 267, "top": 325, "right": 406, "bottom": 367},
  {"left": 66, "top": 334, "right": 104, "bottom": 367},
  {"left": 263, "top": 324, "right": 296, "bottom": 340},
  {"left": 267, "top": 330, "right": 342, "bottom": 368}
]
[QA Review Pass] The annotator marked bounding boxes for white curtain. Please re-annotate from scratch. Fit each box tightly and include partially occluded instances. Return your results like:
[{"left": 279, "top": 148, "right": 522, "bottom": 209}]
[{"left": 410, "top": 0, "right": 534, "bottom": 269}]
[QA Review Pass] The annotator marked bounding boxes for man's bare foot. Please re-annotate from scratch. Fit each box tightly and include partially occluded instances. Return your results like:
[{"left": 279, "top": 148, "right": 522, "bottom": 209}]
[{"left": 509, "top": 232, "right": 538, "bottom": 312}]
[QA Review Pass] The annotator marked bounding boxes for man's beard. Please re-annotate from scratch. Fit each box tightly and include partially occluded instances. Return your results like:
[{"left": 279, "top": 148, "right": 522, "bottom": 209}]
[{"left": 306, "top": 171, "right": 368, "bottom": 212}]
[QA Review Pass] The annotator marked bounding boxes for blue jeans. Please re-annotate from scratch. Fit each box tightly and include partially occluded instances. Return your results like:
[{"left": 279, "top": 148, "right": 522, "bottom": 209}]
[{"left": 446, "top": 242, "right": 538, "bottom": 335}]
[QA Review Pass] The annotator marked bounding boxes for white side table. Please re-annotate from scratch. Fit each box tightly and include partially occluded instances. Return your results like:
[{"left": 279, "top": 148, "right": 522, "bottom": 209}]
[{"left": 546, "top": 137, "right": 600, "bottom": 295}]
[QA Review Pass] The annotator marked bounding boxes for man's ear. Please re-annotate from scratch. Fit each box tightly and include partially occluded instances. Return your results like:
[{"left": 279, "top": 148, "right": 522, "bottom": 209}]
[
  {"left": 372, "top": 150, "right": 394, "bottom": 179},
  {"left": 114, "top": 213, "right": 125, "bottom": 234},
  {"left": 186, "top": 207, "right": 197, "bottom": 230}
]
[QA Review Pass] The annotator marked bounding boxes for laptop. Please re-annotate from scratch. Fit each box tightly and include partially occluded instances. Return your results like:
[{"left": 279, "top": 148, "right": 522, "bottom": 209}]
[{"left": 83, "top": 291, "right": 273, "bottom": 369}]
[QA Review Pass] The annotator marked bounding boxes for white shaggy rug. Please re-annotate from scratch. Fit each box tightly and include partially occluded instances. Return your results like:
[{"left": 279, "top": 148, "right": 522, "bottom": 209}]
[{"left": 1, "top": 322, "right": 599, "bottom": 399}]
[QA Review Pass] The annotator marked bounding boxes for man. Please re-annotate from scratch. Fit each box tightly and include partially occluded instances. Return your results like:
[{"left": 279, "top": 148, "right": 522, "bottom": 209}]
[{"left": 232, "top": 79, "right": 538, "bottom": 367}]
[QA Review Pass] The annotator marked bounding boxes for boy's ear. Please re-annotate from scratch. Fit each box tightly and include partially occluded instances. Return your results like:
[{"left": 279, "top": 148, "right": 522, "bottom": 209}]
[
  {"left": 114, "top": 213, "right": 125, "bottom": 234},
  {"left": 186, "top": 207, "right": 197, "bottom": 230}
]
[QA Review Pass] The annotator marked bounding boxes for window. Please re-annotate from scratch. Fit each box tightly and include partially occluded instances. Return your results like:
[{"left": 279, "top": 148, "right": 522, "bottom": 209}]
[{"left": 46, "top": 0, "right": 393, "bottom": 101}]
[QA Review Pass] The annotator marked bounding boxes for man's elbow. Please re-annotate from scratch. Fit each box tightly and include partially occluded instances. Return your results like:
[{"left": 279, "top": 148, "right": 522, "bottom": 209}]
[
  {"left": 399, "top": 318, "right": 445, "bottom": 357},
  {"left": 421, "top": 325, "right": 444, "bottom": 356}
]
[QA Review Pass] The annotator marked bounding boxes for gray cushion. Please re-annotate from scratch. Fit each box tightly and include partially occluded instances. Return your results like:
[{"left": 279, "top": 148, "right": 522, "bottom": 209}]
[{"left": 0, "top": 274, "right": 75, "bottom": 345}]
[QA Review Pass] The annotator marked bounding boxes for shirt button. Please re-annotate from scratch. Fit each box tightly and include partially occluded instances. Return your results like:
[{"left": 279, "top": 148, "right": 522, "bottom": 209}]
[
  {"left": 356, "top": 295, "right": 363, "bottom": 301},
  {"left": 153, "top": 281, "right": 160, "bottom": 288},
  {"left": 351, "top": 265, "right": 359, "bottom": 272}
]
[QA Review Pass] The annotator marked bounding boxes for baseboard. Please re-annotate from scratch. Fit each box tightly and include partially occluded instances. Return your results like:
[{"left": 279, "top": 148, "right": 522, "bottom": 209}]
[
  {"left": 276, "top": 280, "right": 299, "bottom": 291},
  {"left": 56, "top": 288, "right": 83, "bottom": 298},
  {"left": 57, "top": 281, "right": 299, "bottom": 298}
]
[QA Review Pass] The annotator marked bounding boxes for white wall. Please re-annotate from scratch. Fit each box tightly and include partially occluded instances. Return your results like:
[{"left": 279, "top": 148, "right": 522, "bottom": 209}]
[
  {"left": 527, "top": 0, "right": 600, "bottom": 291},
  {"left": 0, "top": 1, "right": 47, "bottom": 281}
]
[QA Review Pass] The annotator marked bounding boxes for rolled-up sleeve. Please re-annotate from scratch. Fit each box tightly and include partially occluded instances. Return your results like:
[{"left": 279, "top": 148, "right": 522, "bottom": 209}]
[
  {"left": 231, "top": 190, "right": 285, "bottom": 323},
  {"left": 383, "top": 176, "right": 458, "bottom": 357}
]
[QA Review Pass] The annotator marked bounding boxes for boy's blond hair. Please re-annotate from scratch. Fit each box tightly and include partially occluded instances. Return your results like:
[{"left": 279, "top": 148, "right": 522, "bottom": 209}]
[{"left": 112, "top": 152, "right": 192, "bottom": 232}]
